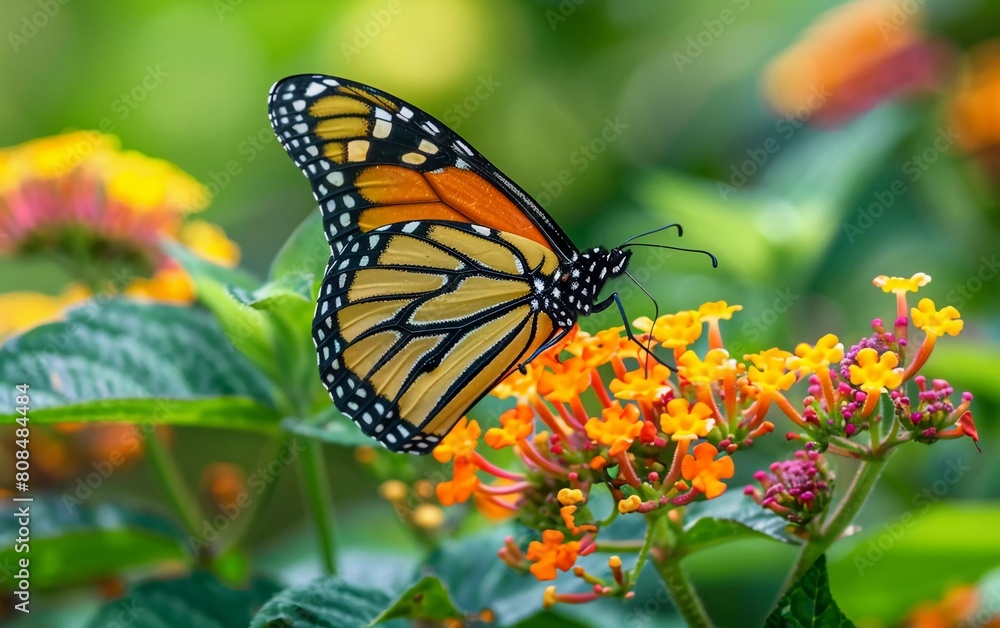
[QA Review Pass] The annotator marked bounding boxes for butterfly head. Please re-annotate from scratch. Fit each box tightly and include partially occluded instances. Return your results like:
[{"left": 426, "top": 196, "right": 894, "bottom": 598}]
[{"left": 558, "top": 246, "right": 632, "bottom": 318}]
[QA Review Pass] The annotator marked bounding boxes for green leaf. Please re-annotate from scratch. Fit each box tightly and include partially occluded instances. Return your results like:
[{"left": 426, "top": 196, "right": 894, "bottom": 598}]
[
  {"left": 424, "top": 529, "right": 550, "bottom": 626},
  {"left": 269, "top": 210, "right": 329, "bottom": 283},
  {"left": 372, "top": 576, "right": 462, "bottom": 624},
  {"left": 87, "top": 571, "right": 280, "bottom": 628},
  {"left": 0, "top": 299, "right": 276, "bottom": 419},
  {"left": 251, "top": 576, "right": 401, "bottom": 628},
  {"left": 0, "top": 495, "right": 190, "bottom": 591},
  {"left": 16, "top": 397, "right": 280, "bottom": 432},
  {"left": 282, "top": 406, "right": 373, "bottom": 447},
  {"left": 766, "top": 555, "right": 855, "bottom": 627},
  {"left": 229, "top": 272, "right": 314, "bottom": 307},
  {"left": 829, "top": 503, "right": 1000, "bottom": 622},
  {"left": 677, "top": 492, "right": 800, "bottom": 556}
]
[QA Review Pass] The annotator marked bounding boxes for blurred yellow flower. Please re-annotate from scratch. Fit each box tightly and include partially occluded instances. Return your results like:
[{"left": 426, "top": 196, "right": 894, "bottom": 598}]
[
  {"left": 179, "top": 220, "right": 240, "bottom": 267},
  {"left": 0, "top": 284, "right": 90, "bottom": 342}
]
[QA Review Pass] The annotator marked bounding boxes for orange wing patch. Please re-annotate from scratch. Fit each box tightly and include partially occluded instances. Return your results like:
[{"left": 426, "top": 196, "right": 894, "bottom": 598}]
[
  {"left": 425, "top": 167, "right": 552, "bottom": 249},
  {"left": 352, "top": 164, "right": 555, "bottom": 251}
]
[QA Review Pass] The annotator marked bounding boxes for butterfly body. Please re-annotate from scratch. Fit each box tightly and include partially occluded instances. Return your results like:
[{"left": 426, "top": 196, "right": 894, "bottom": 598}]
[{"left": 269, "top": 74, "right": 631, "bottom": 453}]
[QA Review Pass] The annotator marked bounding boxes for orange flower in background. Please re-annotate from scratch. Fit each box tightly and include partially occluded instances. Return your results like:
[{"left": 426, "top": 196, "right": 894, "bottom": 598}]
[
  {"left": 681, "top": 442, "right": 734, "bottom": 499},
  {"left": 950, "top": 40, "right": 1000, "bottom": 156},
  {"left": 763, "top": 0, "right": 951, "bottom": 126}
]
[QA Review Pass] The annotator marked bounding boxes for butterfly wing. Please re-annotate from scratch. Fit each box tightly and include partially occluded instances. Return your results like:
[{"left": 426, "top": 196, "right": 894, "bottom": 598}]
[
  {"left": 267, "top": 74, "right": 578, "bottom": 262},
  {"left": 316, "top": 220, "right": 559, "bottom": 453}
]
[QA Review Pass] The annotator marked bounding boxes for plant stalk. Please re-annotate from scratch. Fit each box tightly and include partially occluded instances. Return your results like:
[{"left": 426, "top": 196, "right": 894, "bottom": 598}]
[
  {"left": 298, "top": 438, "right": 338, "bottom": 574},
  {"left": 785, "top": 454, "right": 889, "bottom": 586},
  {"left": 145, "top": 429, "right": 203, "bottom": 536}
]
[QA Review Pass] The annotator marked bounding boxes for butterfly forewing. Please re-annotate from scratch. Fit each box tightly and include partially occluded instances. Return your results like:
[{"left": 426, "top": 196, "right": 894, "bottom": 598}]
[
  {"left": 267, "top": 74, "right": 577, "bottom": 259},
  {"left": 315, "top": 220, "right": 558, "bottom": 452}
]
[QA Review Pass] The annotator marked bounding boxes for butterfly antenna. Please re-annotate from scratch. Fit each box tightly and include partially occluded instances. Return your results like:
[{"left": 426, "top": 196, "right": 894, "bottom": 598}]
[
  {"left": 620, "top": 222, "right": 683, "bottom": 247},
  {"left": 621, "top": 242, "right": 719, "bottom": 268},
  {"left": 623, "top": 269, "right": 668, "bottom": 376}
]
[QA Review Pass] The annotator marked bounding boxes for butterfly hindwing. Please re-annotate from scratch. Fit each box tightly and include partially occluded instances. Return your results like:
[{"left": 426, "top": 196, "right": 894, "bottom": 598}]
[
  {"left": 314, "top": 220, "right": 559, "bottom": 452},
  {"left": 267, "top": 74, "right": 578, "bottom": 261}
]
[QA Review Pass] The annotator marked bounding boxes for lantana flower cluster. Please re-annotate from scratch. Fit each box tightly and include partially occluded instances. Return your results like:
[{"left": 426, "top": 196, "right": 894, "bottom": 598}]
[{"left": 431, "top": 272, "right": 978, "bottom": 610}]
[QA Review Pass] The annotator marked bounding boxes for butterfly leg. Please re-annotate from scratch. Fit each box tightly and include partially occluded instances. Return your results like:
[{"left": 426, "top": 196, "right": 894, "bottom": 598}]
[
  {"left": 516, "top": 326, "right": 572, "bottom": 374},
  {"left": 592, "top": 293, "right": 677, "bottom": 372}
]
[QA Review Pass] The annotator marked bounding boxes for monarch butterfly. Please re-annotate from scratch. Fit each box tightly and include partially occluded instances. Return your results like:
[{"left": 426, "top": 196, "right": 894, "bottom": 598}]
[{"left": 268, "top": 74, "right": 684, "bottom": 454}]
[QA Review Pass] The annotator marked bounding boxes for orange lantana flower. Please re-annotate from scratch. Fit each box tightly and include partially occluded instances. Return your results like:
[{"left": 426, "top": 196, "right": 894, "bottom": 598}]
[
  {"left": 681, "top": 442, "right": 734, "bottom": 499},
  {"left": 660, "top": 398, "right": 715, "bottom": 442},
  {"left": 526, "top": 529, "right": 581, "bottom": 581},
  {"left": 433, "top": 417, "right": 481, "bottom": 463},
  {"left": 484, "top": 405, "right": 533, "bottom": 449},
  {"left": 609, "top": 364, "right": 672, "bottom": 402},
  {"left": 584, "top": 403, "right": 642, "bottom": 456},
  {"left": 435, "top": 457, "right": 479, "bottom": 506}
]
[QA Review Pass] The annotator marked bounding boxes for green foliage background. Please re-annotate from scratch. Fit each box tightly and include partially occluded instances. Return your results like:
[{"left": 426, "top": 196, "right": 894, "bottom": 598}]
[{"left": 2, "top": 0, "right": 999, "bottom": 625}]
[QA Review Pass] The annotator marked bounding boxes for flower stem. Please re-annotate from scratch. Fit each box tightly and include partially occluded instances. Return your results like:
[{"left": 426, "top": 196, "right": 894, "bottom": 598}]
[
  {"left": 220, "top": 435, "right": 292, "bottom": 553},
  {"left": 298, "top": 439, "right": 337, "bottom": 575},
  {"left": 648, "top": 513, "right": 713, "bottom": 627},
  {"left": 653, "top": 556, "right": 713, "bottom": 628},
  {"left": 145, "top": 428, "right": 202, "bottom": 536},
  {"left": 784, "top": 454, "right": 890, "bottom": 587}
]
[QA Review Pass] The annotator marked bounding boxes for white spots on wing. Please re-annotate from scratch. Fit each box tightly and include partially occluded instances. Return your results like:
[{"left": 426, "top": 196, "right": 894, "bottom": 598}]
[
  {"left": 340, "top": 213, "right": 351, "bottom": 227},
  {"left": 343, "top": 195, "right": 356, "bottom": 208},
  {"left": 454, "top": 141, "right": 473, "bottom": 156},
  {"left": 338, "top": 274, "right": 347, "bottom": 289},
  {"left": 292, "top": 99, "right": 306, "bottom": 112},
  {"left": 455, "top": 158, "right": 470, "bottom": 170},
  {"left": 293, "top": 123, "right": 308, "bottom": 134},
  {"left": 402, "top": 222, "right": 419, "bottom": 233},
  {"left": 373, "top": 119, "right": 392, "bottom": 139},
  {"left": 305, "top": 82, "right": 327, "bottom": 97},
  {"left": 398, "top": 106, "right": 414, "bottom": 120},
  {"left": 375, "top": 107, "right": 392, "bottom": 121},
  {"left": 402, "top": 152, "right": 426, "bottom": 165},
  {"left": 327, "top": 171, "right": 344, "bottom": 186},
  {"left": 418, "top": 139, "right": 439, "bottom": 154},
  {"left": 369, "top": 235, "right": 380, "bottom": 248},
  {"left": 359, "top": 255, "right": 369, "bottom": 266},
  {"left": 471, "top": 225, "right": 490, "bottom": 236}
]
